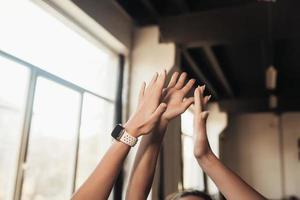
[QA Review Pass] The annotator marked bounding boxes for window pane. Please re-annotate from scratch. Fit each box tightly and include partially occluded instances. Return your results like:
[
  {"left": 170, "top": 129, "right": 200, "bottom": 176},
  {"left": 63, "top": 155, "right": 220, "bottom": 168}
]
[
  {"left": 0, "top": 0, "right": 118, "bottom": 99},
  {"left": 182, "top": 135, "right": 205, "bottom": 190},
  {"left": 181, "top": 110, "right": 194, "bottom": 137},
  {"left": 21, "top": 77, "right": 81, "bottom": 200},
  {"left": 75, "top": 93, "right": 114, "bottom": 193},
  {"left": 0, "top": 56, "right": 30, "bottom": 200},
  {"left": 181, "top": 110, "right": 205, "bottom": 190}
]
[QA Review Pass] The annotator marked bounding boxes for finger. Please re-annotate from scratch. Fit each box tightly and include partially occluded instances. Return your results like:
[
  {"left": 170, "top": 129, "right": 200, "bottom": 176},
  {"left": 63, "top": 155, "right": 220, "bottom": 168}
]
[
  {"left": 199, "top": 85, "right": 206, "bottom": 107},
  {"left": 138, "top": 82, "right": 146, "bottom": 104},
  {"left": 181, "top": 79, "right": 196, "bottom": 95},
  {"left": 157, "top": 69, "right": 167, "bottom": 90},
  {"left": 149, "top": 103, "right": 167, "bottom": 123},
  {"left": 175, "top": 72, "right": 187, "bottom": 89},
  {"left": 182, "top": 97, "right": 194, "bottom": 111},
  {"left": 167, "top": 72, "right": 179, "bottom": 88},
  {"left": 201, "top": 84, "right": 206, "bottom": 93},
  {"left": 149, "top": 72, "right": 158, "bottom": 86},
  {"left": 203, "top": 95, "right": 211, "bottom": 106},
  {"left": 194, "top": 86, "right": 202, "bottom": 113}
]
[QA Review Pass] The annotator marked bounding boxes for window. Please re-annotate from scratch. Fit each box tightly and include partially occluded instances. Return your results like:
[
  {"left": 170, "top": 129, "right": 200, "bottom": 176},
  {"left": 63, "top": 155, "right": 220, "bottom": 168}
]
[
  {"left": 21, "top": 78, "right": 81, "bottom": 200},
  {"left": 0, "top": 1, "right": 120, "bottom": 199},
  {"left": 75, "top": 93, "right": 115, "bottom": 189},
  {"left": 181, "top": 110, "right": 205, "bottom": 191},
  {"left": 0, "top": 57, "right": 30, "bottom": 200},
  {"left": 0, "top": 0, "right": 118, "bottom": 100}
]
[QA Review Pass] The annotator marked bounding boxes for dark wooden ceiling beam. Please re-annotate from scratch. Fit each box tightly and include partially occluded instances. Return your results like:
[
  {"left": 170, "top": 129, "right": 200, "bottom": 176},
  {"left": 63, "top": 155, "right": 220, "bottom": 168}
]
[
  {"left": 219, "top": 98, "right": 269, "bottom": 113},
  {"left": 159, "top": 3, "right": 268, "bottom": 44},
  {"left": 141, "top": 0, "right": 160, "bottom": 21},
  {"left": 202, "top": 46, "right": 235, "bottom": 98},
  {"left": 219, "top": 96, "right": 300, "bottom": 113},
  {"left": 172, "top": 0, "right": 189, "bottom": 13},
  {"left": 158, "top": 1, "right": 300, "bottom": 46},
  {"left": 181, "top": 48, "right": 219, "bottom": 99}
]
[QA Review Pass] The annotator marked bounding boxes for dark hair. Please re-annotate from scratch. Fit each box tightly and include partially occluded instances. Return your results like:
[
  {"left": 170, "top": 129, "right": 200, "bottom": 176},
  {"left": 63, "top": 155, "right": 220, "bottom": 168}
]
[{"left": 167, "top": 190, "right": 213, "bottom": 200}]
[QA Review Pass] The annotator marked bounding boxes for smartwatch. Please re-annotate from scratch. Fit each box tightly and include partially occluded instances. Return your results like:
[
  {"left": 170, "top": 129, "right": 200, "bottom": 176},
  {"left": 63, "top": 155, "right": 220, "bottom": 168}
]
[{"left": 111, "top": 124, "right": 138, "bottom": 147}]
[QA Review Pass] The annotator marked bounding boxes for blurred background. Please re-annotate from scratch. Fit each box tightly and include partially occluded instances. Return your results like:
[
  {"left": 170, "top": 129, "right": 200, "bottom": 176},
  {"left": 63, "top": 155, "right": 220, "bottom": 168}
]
[{"left": 0, "top": 0, "right": 299, "bottom": 200}]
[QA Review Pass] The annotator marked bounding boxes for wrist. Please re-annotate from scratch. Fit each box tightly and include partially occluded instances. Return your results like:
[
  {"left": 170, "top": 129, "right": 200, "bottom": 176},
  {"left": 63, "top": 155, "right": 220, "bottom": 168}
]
[
  {"left": 145, "top": 119, "right": 168, "bottom": 143},
  {"left": 123, "top": 121, "right": 140, "bottom": 138},
  {"left": 158, "top": 118, "right": 169, "bottom": 130},
  {"left": 196, "top": 151, "right": 217, "bottom": 167}
]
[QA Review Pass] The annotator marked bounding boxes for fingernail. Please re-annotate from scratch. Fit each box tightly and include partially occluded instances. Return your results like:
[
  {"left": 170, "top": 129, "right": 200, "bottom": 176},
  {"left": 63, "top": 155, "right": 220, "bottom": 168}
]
[{"left": 207, "top": 95, "right": 212, "bottom": 101}]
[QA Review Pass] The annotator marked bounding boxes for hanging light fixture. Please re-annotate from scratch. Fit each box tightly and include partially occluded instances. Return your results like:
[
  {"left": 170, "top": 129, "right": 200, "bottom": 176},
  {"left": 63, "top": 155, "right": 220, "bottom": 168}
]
[
  {"left": 266, "top": 65, "right": 277, "bottom": 90},
  {"left": 269, "top": 94, "right": 278, "bottom": 109}
]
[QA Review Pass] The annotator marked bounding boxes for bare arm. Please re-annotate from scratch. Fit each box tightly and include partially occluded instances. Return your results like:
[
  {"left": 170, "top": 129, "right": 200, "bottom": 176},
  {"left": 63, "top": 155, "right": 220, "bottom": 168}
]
[
  {"left": 72, "top": 71, "right": 167, "bottom": 200},
  {"left": 193, "top": 86, "right": 267, "bottom": 200},
  {"left": 126, "top": 72, "right": 196, "bottom": 200}
]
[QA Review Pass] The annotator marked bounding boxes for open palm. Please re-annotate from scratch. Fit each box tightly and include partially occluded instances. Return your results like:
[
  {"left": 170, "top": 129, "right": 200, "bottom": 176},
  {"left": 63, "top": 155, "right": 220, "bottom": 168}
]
[{"left": 161, "top": 72, "right": 195, "bottom": 122}]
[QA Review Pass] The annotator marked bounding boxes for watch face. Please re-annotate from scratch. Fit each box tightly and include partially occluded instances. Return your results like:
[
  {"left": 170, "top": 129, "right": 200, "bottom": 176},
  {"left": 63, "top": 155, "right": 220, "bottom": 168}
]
[{"left": 111, "top": 124, "right": 124, "bottom": 139}]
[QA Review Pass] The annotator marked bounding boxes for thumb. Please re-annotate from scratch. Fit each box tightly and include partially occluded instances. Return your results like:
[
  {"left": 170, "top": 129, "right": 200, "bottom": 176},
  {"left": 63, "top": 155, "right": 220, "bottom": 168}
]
[
  {"left": 200, "top": 111, "right": 209, "bottom": 122},
  {"left": 149, "top": 103, "right": 167, "bottom": 123},
  {"left": 195, "top": 111, "right": 209, "bottom": 126},
  {"left": 194, "top": 111, "right": 209, "bottom": 138},
  {"left": 182, "top": 97, "right": 194, "bottom": 111}
]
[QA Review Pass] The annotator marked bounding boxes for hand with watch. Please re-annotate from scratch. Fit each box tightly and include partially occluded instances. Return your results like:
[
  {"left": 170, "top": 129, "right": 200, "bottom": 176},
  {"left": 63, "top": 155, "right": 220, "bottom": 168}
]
[
  {"left": 126, "top": 72, "right": 202, "bottom": 200},
  {"left": 112, "top": 72, "right": 198, "bottom": 147},
  {"left": 72, "top": 71, "right": 167, "bottom": 200},
  {"left": 111, "top": 71, "right": 168, "bottom": 147},
  {"left": 111, "top": 124, "right": 138, "bottom": 147}
]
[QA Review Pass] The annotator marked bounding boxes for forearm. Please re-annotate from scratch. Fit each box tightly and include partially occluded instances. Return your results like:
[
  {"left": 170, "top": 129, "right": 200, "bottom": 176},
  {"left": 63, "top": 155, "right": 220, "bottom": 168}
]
[
  {"left": 126, "top": 122, "right": 167, "bottom": 200},
  {"left": 197, "top": 152, "right": 266, "bottom": 200},
  {"left": 72, "top": 141, "right": 131, "bottom": 200}
]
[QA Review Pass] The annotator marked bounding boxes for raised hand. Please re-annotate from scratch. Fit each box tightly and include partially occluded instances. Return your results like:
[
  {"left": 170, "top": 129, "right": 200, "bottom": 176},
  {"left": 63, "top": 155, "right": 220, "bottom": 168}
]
[
  {"left": 160, "top": 72, "right": 196, "bottom": 123},
  {"left": 125, "top": 71, "right": 167, "bottom": 137},
  {"left": 126, "top": 72, "right": 197, "bottom": 200},
  {"left": 193, "top": 85, "right": 212, "bottom": 159},
  {"left": 72, "top": 71, "right": 168, "bottom": 200},
  {"left": 193, "top": 86, "right": 267, "bottom": 200}
]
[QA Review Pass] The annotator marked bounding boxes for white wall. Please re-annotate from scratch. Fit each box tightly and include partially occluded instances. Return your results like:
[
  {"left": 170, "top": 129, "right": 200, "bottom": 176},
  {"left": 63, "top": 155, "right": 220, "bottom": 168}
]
[
  {"left": 124, "top": 26, "right": 176, "bottom": 200},
  {"left": 221, "top": 113, "right": 300, "bottom": 199},
  {"left": 71, "top": 0, "right": 134, "bottom": 51},
  {"left": 281, "top": 113, "right": 300, "bottom": 198},
  {"left": 128, "top": 26, "right": 175, "bottom": 115},
  {"left": 221, "top": 113, "right": 282, "bottom": 199}
]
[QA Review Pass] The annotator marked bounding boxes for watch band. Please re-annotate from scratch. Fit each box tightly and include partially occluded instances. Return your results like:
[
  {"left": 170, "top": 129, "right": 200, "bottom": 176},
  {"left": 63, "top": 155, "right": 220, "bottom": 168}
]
[{"left": 119, "top": 130, "right": 138, "bottom": 147}]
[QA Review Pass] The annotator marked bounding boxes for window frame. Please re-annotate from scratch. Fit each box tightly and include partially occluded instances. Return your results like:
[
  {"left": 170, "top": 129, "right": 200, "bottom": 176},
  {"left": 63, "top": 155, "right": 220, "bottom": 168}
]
[
  {"left": 0, "top": 48, "right": 121, "bottom": 199},
  {"left": 180, "top": 110, "right": 208, "bottom": 193}
]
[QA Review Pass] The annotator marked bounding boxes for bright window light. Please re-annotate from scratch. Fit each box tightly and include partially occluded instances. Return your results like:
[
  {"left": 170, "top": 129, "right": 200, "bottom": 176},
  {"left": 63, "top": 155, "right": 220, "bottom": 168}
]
[
  {"left": 21, "top": 77, "right": 81, "bottom": 200},
  {"left": 0, "top": 0, "right": 118, "bottom": 100},
  {"left": 0, "top": 57, "right": 30, "bottom": 200},
  {"left": 181, "top": 109, "right": 205, "bottom": 191},
  {"left": 0, "top": 1, "right": 118, "bottom": 199},
  {"left": 75, "top": 93, "right": 115, "bottom": 189}
]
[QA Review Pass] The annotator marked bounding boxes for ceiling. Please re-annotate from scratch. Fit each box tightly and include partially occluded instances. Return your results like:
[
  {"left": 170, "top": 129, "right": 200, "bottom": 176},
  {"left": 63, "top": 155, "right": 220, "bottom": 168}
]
[{"left": 115, "top": 0, "right": 300, "bottom": 113}]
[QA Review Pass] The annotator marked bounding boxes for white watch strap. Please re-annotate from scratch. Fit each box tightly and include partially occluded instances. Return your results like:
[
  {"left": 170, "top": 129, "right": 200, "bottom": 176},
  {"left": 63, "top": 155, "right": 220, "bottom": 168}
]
[{"left": 119, "top": 131, "right": 138, "bottom": 147}]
